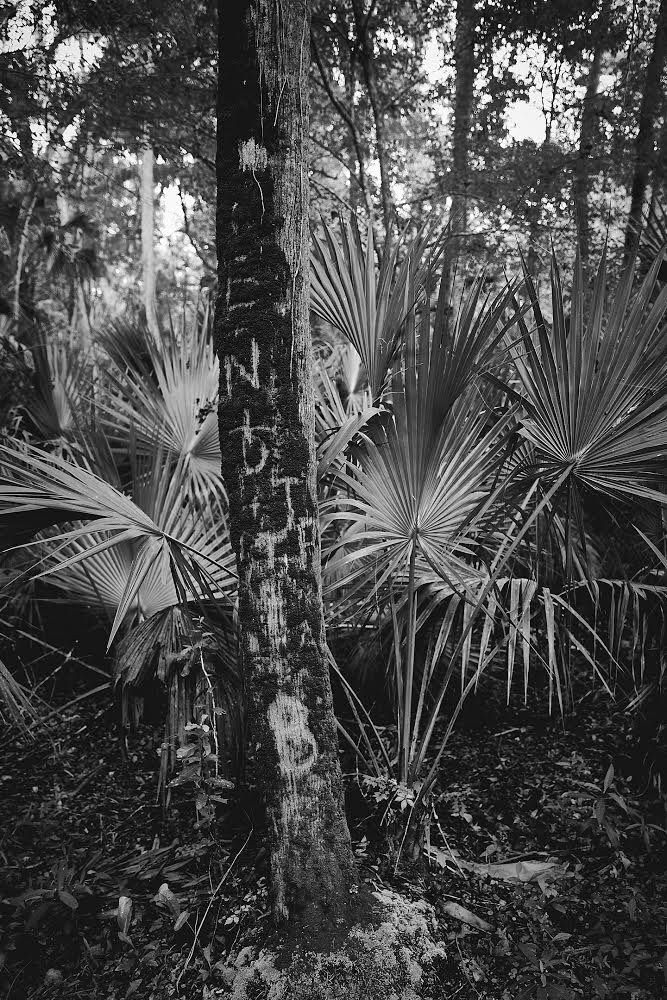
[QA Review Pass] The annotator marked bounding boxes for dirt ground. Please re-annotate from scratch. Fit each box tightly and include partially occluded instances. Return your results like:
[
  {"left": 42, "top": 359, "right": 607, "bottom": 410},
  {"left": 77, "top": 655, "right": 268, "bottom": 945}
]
[{"left": 1, "top": 687, "right": 665, "bottom": 999}]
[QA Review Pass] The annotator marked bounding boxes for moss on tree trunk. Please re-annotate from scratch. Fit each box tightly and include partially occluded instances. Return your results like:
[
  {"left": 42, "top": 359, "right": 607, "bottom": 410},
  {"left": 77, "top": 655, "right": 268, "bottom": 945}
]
[{"left": 215, "top": 0, "right": 357, "bottom": 926}]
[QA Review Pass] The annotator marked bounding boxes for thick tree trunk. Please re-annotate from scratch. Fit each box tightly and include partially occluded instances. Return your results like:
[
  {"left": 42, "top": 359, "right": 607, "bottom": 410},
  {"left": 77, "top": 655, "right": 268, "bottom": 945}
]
[
  {"left": 215, "top": 0, "right": 357, "bottom": 926},
  {"left": 140, "top": 142, "right": 160, "bottom": 344},
  {"left": 573, "top": 20, "right": 606, "bottom": 270},
  {"left": 623, "top": 0, "right": 667, "bottom": 260}
]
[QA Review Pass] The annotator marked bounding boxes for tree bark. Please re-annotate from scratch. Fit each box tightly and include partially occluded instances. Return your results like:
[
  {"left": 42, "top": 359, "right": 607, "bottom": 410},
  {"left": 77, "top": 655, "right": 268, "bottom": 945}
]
[
  {"left": 215, "top": 0, "right": 357, "bottom": 926},
  {"left": 623, "top": 0, "right": 667, "bottom": 260},
  {"left": 52, "top": 141, "right": 93, "bottom": 350},
  {"left": 140, "top": 142, "right": 160, "bottom": 344},
  {"left": 13, "top": 188, "right": 37, "bottom": 327},
  {"left": 450, "top": 0, "right": 475, "bottom": 244},
  {"left": 573, "top": 13, "right": 607, "bottom": 270}
]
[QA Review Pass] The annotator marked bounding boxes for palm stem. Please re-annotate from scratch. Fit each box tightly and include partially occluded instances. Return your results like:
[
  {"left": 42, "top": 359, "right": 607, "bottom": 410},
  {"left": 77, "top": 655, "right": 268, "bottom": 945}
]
[{"left": 400, "top": 537, "right": 418, "bottom": 785}]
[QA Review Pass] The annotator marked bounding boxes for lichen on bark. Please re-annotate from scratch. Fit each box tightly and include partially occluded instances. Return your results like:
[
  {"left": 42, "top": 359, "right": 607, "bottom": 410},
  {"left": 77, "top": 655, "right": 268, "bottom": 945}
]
[{"left": 215, "top": 0, "right": 356, "bottom": 925}]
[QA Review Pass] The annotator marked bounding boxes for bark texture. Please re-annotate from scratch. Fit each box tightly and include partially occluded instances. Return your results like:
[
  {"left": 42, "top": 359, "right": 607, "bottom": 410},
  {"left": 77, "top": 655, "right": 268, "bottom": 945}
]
[
  {"left": 140, "top": 142, "right": 160, "bottom": 344},
  {"left": 624, "top": 0, "right": 667, "bottom": 259},
  {"left": 440, "top": 0, "right": 475, "bottom": 302},
  {"left": 449, "top": 0, "right": 475, "bottom": 242},
  {"left": 215, "top": 0, "right": 356, "bottom": 925},
  {"left": 573, "top": 17, "right": 606, "bottom": 270}
]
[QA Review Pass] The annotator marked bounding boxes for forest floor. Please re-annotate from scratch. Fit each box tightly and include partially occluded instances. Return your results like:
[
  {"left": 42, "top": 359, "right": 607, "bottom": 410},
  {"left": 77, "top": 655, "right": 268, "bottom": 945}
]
[{"left": 1, "top": 686, "right": 666, "bottom": 1000}]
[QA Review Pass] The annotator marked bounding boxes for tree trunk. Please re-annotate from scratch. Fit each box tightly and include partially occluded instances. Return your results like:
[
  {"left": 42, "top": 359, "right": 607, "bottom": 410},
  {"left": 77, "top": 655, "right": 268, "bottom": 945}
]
[
  {"left": 573, "top": 13, "right": 607, "bottom": 270},
  {"left": 440, "top": 0, "right": 475, "bottom": 305},
  {"left": 215, "top": 0, "right": 357, "bottom": 926},
  {"left": 623, "top": 0, "right": 667, "bottom": 260},
  {"left": 52, "top": 142, "right": 93, "bottom": 351},
  {"left": 13, "top": 188, "right": 37, "bottom": 327},
  {"left": 140, "top": 142, "right": 160, "bottom": 344},
  {"left": 450, "top": 0, "right": 475, "bottom": 245},
  {"left": 342, "top": 28, "right": 361, "bottom": 211},
  {"left": 350, "top": 0, "right": 393, "bottom": 236}
]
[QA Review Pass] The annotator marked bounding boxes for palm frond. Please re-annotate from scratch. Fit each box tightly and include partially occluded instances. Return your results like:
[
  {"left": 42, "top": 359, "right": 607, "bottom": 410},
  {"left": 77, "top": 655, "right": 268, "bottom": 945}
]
[
  {"left": 23, "top": 339, "right": 91, "bottom": 442},
  {"left": 0, "top": 441, "right": 236, "bottom": 647},
  {"left": 0, "top": 657, "right": 38, "bottom": 732},
  {"left": 114, "top": 603, "right": 240, "bottom": 777},
  {"left": 511, "top": 249, "right": 667, "bottom": 504},
  {"left": 311, "top": 215, "right": 437, "bottom": 400},
  {"left": 99, "top": 321, "right": 223, "bottom": 511}
]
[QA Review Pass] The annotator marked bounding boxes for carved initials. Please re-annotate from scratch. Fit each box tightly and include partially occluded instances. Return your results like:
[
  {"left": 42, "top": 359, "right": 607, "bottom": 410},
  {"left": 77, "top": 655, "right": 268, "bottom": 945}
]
[
  {"left": 224, "top": 339, "right": 260, "bottom": 395},
  {"left": 267, "top": 693, "right": 317, "bottom": 784}
]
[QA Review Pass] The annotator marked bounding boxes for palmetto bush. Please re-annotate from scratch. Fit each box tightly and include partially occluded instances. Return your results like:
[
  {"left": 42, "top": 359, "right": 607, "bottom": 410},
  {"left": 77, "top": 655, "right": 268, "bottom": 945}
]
[
  {"left": 0, "top": 316, "right": 237, "bottom": 768},
  {"left": 312, "top": 220, "right": 667, "bottom": 850},
  {"left": 2, "top": 219, "right": 667, "bottom": 835}
]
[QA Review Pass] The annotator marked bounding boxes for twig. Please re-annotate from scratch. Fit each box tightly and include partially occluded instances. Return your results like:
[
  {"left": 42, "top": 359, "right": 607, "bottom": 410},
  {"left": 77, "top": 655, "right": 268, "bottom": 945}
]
[
  {"left": 0, "top": 621, "right": 110, "bottom": 680},
  {"left": 43, "top": 760, "right": 108, "bottom": 813},
  {"left": 176, "top": 829, "right": 253, "bottom": 990},
  {"left": 26, "top": 682, "right": 111, "bottom": 731}
]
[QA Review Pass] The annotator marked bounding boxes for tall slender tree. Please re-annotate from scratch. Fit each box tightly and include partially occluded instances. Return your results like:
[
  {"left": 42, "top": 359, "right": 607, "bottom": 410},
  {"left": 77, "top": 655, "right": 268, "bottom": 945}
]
[
  {"left": 140, "top": 140, "right": 160, "bottom": 344},
  {"left": 450, "top": 0, "right": 476, "bottom": 245},
  {"left": 573, "top": 3, "right": 609, "bottom": 270},
  {"left": 215, "top": 0, "right": 357, "bottom": 926},
  {"left": 624, "top": 0, "right": 667, "bottom": 258}
]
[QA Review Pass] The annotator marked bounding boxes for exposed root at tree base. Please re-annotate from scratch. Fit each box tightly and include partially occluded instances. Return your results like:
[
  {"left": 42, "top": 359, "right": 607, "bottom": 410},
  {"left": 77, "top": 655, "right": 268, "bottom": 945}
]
[{"left": 205, "top": 887, "right": 447, "bottom": 999}]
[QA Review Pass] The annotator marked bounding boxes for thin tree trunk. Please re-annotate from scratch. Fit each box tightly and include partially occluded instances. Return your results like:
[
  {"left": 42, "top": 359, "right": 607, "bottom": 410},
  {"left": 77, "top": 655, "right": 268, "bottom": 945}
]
[
  {"left": 573, "top": 16, "right": 606, "bottom": 270},
  {"left": 526, "top": 201, "right": 542, "bottom": 279},
  {"left": 215, "top": 0, "right": 357, "bottom": 926},
  {"left": 13, "top": 188, "right": 37, "bottom": 325},
  {"left": 350, "top": 0, "right": 393, "bottom": 236},
  {"left": 450, "top": 0, "right": 475, "bottom": 244},
  {"left": 343, "top": 36, "right": 361, "bottom": 211},
  {"left": 655, "top": 109, "right": 667, "bottom": 197},
  {"left": 140, "top": 142, "right": 160, "bottom": 344},
  {"left": 525, "top": 58, "right": 562, "bottom": 281},
  {"left": 623, "top": 0, "right": 667, "bottom": 260},
  {"left": 76, "top": 280, "right": 92, "bottom": 346},
  {"left": 52, "top": 140, "right": 94, "bottom": 351},
  {"left": 440, "top": 0, "right": 475, "bottom": 305}
]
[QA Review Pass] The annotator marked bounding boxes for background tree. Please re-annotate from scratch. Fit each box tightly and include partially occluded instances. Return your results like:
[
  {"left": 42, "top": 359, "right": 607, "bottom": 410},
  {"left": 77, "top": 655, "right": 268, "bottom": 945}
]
[
  {"left": 623, "top": 0, "right": 667, "bottom": 256},
  {"left": 449, "top": 0, "right": 476, "bottom": 250}
]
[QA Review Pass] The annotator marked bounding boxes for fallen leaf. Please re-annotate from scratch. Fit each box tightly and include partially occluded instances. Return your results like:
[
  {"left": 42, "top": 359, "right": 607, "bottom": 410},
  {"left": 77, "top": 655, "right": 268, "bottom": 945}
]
[
  {"left": 427, "top": 846, "right": 568, "bottom": 888},
  {"left": 155, "top": 882, "right": 180, "bottom": 918},
  {"left": 117, "top": 895, "right": 133, "bottom": 934},
  {"left": 441, "top": 900, "right": 493, "bottom": 932}
]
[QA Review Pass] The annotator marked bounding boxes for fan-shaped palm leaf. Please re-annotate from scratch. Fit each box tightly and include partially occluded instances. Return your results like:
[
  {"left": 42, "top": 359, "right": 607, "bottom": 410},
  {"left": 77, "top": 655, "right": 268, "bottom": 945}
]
[
  {"left": 0, "top": 440, "right": 236, "bottom": 647},
  {"left": 323, "top": 396, "right": 513, "bottom": 610},
  {"left": 313, "top": 361, "right": 378, "bottom": 479},
  {"left": 311, "top": 215, "right": 436, "bottom": 400},
  {"left": 23, "top": 338, "right": 90, "bottom": 442},
  {"left": 321, "top": 252, "right": 524, "bottom": 787},
  {"left": 0, "top": 657, "right": 38, "bottom": 732},
  {"left": 99, "top": 321, "right": 223, "bottom": 512},
  {"left": 511, "top": 250, "right": 667, "bottom": 503}
]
